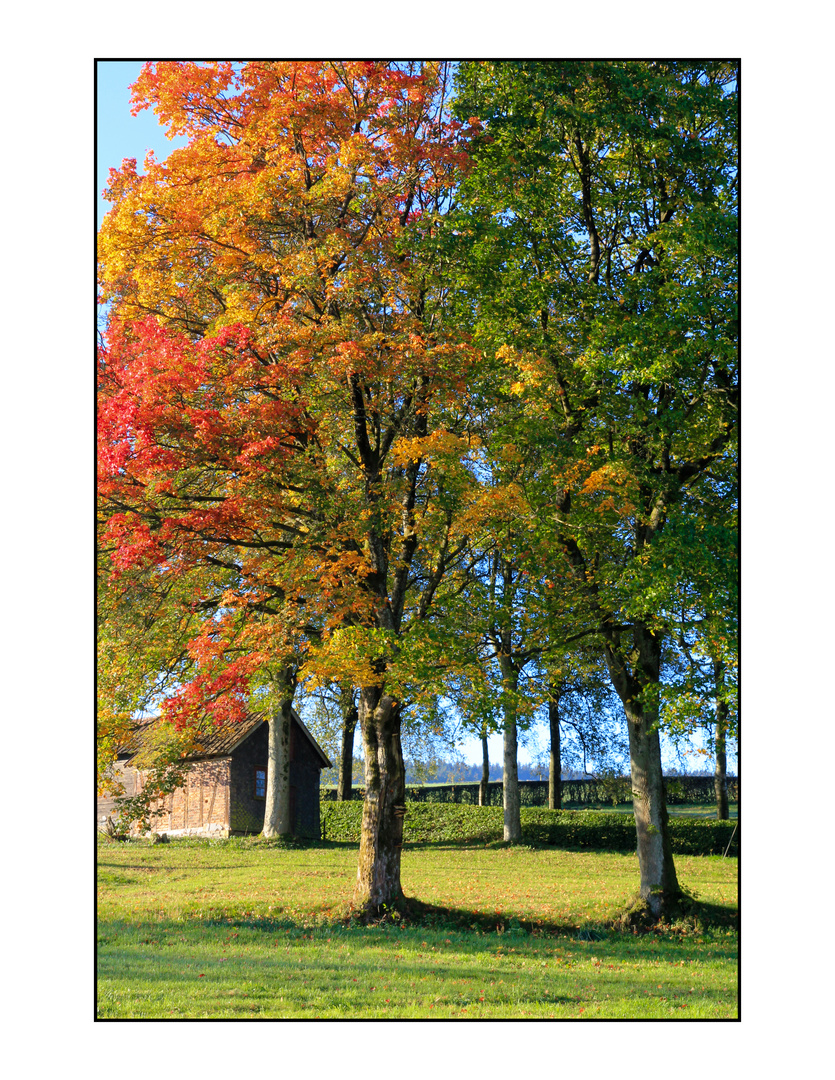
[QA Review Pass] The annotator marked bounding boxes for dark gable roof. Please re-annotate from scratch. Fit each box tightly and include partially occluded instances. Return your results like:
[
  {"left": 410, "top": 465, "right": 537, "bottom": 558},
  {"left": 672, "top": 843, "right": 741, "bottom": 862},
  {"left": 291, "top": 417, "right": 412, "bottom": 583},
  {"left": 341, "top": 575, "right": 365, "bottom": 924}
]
[
  {"left": 120, "top": 709, "right": 331, "bottom": 769},
  {"left": 290, "top": 710, "right": 332, "bottom": 769}
]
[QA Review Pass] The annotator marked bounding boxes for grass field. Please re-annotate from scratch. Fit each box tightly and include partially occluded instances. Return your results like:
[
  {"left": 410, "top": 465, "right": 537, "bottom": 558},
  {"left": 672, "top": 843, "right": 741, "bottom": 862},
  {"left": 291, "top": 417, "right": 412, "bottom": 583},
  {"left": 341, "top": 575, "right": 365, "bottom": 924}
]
[{"left": 97, "top": 837, "right": 738, "bottom": 1019}]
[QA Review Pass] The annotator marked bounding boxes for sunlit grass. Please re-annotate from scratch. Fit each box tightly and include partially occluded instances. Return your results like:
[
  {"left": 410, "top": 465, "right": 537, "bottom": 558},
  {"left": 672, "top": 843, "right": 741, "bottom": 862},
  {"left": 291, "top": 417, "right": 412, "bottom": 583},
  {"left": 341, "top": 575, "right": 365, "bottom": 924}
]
[{"left": 97, "top": 838, "right": 738, "bottom": 1019}]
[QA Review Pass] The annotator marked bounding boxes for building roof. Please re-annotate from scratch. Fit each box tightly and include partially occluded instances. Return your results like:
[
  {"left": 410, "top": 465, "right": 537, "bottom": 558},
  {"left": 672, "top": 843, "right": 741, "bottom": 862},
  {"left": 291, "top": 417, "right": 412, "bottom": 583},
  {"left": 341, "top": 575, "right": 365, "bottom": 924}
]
[{"left": 119, "top": 709, "right": 332, "bottom": 769}]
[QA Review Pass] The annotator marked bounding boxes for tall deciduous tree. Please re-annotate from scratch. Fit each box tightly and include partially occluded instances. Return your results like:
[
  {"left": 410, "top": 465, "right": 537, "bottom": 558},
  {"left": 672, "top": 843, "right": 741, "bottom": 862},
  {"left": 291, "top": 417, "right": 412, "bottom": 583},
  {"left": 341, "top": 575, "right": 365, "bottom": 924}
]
[
  {"left": 455, "top": 60, "right": 738, "bottom": 916},
  {"left": 98, "top": 61, "right": 477, "bottom": 914}
]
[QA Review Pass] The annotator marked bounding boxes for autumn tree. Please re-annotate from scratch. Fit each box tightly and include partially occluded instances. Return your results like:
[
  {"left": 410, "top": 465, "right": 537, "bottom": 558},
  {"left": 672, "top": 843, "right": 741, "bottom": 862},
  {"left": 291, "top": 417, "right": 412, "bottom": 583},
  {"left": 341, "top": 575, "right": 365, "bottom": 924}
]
[
  {"left": 98, "top": 61, "right": 478, "bottom": 914},
  {"left": 455, "top": 60, "right": 739, "bottom": 916}
]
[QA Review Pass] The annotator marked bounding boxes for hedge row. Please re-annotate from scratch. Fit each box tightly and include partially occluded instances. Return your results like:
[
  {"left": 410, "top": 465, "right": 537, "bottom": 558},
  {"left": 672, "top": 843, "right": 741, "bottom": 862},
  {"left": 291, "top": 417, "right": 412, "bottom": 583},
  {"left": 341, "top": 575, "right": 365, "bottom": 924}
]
[
  {"left": 319, "top": 802, "right": 739, "bottom": 857},
  {"left": 322, "top": 775, "right": 738, "bottom": 807}
]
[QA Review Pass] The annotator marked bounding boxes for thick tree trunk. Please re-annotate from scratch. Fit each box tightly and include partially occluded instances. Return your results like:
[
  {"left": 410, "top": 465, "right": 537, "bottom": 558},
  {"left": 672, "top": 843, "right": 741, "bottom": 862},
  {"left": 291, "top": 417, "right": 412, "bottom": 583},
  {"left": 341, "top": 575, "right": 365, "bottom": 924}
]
[
  {"left": 337, "top": 699, "right": 359, "bottom": 802},
  {"left": 623, "top": 698, "right": 679, "bottom": 914},
  {"left": 548, "top": 692, "right": 562, "bottom": 811},
  {"left": 479, "top": 733, "right": 489, "bottom": 807},
  {"left": 714, "top": 661, "right": 729, "bottom": 820},
  {"left": 352, "top": 688, "right": 407, "bottom": 915},
  {"left": 604, "top": 629, "right": 679, "bottom": 917},
  {"left": 262, "top": 685, "right": 294, "bottom": 838}
]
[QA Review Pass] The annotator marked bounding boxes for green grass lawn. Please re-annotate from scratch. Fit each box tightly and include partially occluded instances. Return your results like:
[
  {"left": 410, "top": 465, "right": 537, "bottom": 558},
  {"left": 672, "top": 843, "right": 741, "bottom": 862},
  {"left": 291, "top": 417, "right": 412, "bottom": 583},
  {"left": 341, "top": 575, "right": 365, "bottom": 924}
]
[{"left": 97, "top": 838, "right": 738, "bottom": 1019}]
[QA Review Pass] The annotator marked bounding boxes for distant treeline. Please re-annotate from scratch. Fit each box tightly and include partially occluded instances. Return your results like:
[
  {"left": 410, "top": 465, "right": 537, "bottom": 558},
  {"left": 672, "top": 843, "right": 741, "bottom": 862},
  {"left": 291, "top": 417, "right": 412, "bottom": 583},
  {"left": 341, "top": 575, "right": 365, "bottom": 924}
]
[{"left": 322, "top": 758, "right": 550, "bottom": 787}]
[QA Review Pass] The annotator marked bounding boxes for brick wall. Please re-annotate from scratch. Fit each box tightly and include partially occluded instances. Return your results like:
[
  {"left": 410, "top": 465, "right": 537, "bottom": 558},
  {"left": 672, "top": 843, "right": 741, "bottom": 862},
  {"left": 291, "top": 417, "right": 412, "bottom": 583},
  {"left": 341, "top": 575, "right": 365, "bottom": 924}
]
[
  {"left": 158, "top": 758, "right": 232, "bottom": 835},
  {"left": 97, "top": 718, "right": 324, "bottom": 838},
  {"left": 97, "top": 759, "right": 140, "bottom": 829}
]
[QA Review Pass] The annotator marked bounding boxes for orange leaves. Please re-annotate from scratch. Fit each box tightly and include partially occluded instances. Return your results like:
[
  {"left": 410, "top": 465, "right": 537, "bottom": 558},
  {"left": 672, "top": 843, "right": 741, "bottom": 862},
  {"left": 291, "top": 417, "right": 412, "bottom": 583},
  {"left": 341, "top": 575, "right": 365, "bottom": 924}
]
[
  {"left": 456, "top": 480, "right": 526, "bottom": 539},
  {"left": 130, "top": 61, "right": 240, "bottom": 137},
  {"left": 101, "top": 62, "right": 467, "bottom": 346},
  {"left": 312, "top": 549, "right": 373, "bottom": 593},
  {"left": 581, "top": 462, "right": 626, "bottom": 495},
  {"left": 579, "top": 461, "right": 636, "bottom": 517}
]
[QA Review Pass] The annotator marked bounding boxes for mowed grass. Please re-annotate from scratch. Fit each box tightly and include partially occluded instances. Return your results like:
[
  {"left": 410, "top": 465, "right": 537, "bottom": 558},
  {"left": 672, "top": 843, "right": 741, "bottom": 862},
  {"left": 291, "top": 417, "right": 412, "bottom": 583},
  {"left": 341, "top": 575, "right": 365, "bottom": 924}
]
[{"left": 97, "top": 838, "right": 738, "bottom": 1019}]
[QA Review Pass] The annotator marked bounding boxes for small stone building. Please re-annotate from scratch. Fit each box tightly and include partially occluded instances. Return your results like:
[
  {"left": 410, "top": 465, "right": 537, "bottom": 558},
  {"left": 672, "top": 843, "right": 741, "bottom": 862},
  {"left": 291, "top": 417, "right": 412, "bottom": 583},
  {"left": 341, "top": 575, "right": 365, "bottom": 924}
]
[{"left": 98, "top": 711, "right": 331, "bottom": 839}]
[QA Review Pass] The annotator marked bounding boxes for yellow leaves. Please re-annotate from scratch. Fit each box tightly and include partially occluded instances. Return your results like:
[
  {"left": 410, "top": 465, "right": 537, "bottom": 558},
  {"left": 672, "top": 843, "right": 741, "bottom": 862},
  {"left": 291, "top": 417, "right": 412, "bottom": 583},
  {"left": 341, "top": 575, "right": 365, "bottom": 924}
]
[
  {"left": 580, "top": 468, "right": 609, "bottom": 495},
  {"left": 498, "top": 344, "right": 548, "bottom": 397},
  {"left": 306, "top": 625, "right": 394, "bottom": 690},
  {"left": 456, "top": 480, "right": 527, "bottom": 537},
  {"left": 390, "top": 429, "right": 470, "bottom": 467}
]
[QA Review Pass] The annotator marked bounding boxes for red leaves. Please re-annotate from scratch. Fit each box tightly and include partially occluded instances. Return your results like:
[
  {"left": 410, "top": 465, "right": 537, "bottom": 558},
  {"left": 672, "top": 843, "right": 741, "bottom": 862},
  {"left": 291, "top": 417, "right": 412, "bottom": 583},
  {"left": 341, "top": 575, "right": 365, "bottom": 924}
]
[
  {"left": 99, "top": 317, "right": 305, "bottom": 525},
  {"left": 161, "top": 661, "right": 253, "bottom": 731}
]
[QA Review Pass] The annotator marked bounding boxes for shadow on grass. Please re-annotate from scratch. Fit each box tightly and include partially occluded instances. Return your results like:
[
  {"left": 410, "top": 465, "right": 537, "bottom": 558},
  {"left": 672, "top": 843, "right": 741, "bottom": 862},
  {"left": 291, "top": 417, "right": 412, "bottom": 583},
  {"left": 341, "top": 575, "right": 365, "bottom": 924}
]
[
  {"left": 365, "top": 896, "right": 579, "bottom": 937},
  {"left": 98, "top": 915, "right": 646, "bottom": 1018},
  {"left": 607, "top": 891, "right": 739, "bottom": 935},
  {"left": 340, "top": 886, "right": 737, "bottom": 937},
  {"left": 97, "top": 910, "right": 739, "bottom": 1016}
]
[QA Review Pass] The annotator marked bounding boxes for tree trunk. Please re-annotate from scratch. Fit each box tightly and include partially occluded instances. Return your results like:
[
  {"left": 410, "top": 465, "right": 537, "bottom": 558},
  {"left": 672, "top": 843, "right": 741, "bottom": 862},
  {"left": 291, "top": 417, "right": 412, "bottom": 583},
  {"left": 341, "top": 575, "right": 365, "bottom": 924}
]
[
  {"left": 714, "top": 661, "right": 729, "bottom": 820},
  {"left": 603, "top": 629, "right": 679, "bottom": 917},
  {"left": 623, "top": 698, "right": 679, "bottom": 914},
  {"left": 353, "top": 688, "right": 407, "bottom": 915},
  {"left": 337, "top": 699, "right": 359, "bottom": 802},
  {"left": 503, "top": 716, "right": 521, "bottom": 841},
  {"left": 479, "top": 732, "right": 489, "bottom": 807},
  {"left": 262, "top": 679, "right": 295, "bottom": 838},
  {"left": 548, "top": 690, "right": 562, "bottom": 810},
  {"left": 500, "top": 657, "right": 521, "bottom": 842}
]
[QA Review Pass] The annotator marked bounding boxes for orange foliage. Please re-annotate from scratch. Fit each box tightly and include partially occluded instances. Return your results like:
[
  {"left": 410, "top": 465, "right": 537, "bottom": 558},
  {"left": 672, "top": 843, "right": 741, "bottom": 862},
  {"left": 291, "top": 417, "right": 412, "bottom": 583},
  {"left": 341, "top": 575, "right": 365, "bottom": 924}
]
[{"left": 98, "top": 62, "right": 476, "bottom": 727}]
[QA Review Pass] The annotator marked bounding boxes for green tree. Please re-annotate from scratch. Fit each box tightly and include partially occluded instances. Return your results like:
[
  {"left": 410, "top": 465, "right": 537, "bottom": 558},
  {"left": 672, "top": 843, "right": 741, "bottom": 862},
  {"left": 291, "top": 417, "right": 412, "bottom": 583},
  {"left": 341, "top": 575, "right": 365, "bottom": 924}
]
[
  {"left": 454, "top": 59, "right": 738, "bottom": 916},
  {"left": 297, "top": 680, "right": 360, "bottom": 800}
]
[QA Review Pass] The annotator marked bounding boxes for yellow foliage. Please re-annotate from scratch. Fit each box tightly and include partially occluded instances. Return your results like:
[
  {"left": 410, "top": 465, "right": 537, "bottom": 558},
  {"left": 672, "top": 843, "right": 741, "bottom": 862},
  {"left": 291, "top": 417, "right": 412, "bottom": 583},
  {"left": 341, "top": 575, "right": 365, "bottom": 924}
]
[{"left": 389, "top": 429, "right": 470, "bottom": 467}]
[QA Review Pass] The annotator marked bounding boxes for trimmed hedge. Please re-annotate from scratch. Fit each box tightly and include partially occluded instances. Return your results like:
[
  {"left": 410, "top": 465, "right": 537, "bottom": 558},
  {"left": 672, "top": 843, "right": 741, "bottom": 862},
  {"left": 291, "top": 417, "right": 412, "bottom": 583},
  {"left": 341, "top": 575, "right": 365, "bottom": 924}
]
[
  {"left": 320, "top": 801, "right": 739, "bottom": 857},
  {"left": 520, "top": 808, "right": 739, "bottom": 857},
  {"left": 322, "top": 775, "right": 739, "bottom": 807}
]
